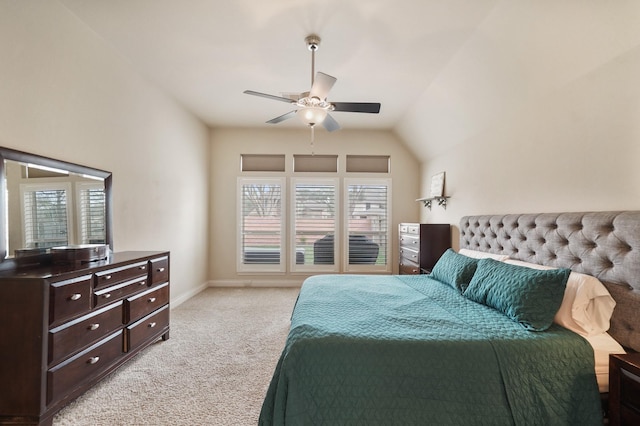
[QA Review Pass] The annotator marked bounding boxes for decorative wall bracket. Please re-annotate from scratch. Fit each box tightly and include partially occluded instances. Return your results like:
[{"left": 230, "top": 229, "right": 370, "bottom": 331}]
[{"left": 416, "top": 196, "right": 450, "bottom": 210}]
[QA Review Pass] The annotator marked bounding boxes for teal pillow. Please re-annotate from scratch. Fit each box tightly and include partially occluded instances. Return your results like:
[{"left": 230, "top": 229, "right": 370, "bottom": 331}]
[
  {"left": 430, "top": 249, "right": 479, "bottom": 292},
  {"left": 463, "top": 258, "right": 570, "bottom": 331}
]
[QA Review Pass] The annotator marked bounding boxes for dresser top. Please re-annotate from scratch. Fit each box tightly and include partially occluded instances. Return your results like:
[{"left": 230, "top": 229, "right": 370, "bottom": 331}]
[{"left": 0, "top": 250, "right": 169, "bottom": 280}]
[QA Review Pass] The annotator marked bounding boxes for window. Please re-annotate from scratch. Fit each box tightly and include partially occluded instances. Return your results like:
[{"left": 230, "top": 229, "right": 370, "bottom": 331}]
[
  {"left": 290, "top": 178, "right": 339, "bottom": 272},
  {"left": 237, "top": 177, "right": 391, "bottom": 274},
  {"left": 20, "top": 183, "right": 72, "bottom": 249},
  {"left": 77, "top": 183, "right": 106, "bottom": 244},
  {"left": 344, "top": 179, "right": 391, "bottom": 272},
  {"left": 237, "top": 178, "right": 285, "bottom": 273}
]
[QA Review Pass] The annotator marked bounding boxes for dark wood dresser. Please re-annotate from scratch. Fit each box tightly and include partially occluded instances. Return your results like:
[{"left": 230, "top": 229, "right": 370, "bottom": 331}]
[
  {"left": 399, "top": 223, "right": 451, "bottom": 274},
  {"left": 609, "top": 353, "right": 640, "bottom": 426},
  {"left": 0, "top": 251, "right": 170, "bottom": 426}
]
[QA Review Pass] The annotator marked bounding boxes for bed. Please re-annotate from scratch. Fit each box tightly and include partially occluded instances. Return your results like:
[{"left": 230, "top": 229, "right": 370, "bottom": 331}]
[{"left": 259, "top": 211, "right": 640, "bottom": 425}]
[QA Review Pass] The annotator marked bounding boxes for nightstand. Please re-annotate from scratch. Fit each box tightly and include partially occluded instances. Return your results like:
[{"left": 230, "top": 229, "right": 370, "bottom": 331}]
[{"left": 609, "top": 353, "right": 640, "bottom": 426}]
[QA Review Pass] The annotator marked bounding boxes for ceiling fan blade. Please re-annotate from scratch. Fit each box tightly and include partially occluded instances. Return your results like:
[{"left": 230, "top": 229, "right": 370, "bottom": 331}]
[
  {"left": 266, "top": 111, "right": 297, "bottom": 124},
  {"left": 310, "top": 72, "right": 337, "bottom": 100},
  {"left": 331, "top": 102, "right": 381, "bottom": 114},
  {"left": 281, "top": 92, "right": 308, "bottom": 101},
  {"left": 244, "top": 90, "right": 296, "bottom": 104},
  {"left": 321, "top": 114, "right": 340, "bottom": 132}
]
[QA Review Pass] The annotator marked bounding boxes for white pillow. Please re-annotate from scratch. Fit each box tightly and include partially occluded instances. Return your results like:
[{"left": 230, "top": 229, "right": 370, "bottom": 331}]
[
  {"left": 564, "top": 272, "right": 616, "bottom": 336},
  {"left": 502, "top": 259, "right": 555, "bottom": 270},
  {"left": 503, "top": 259, "right": 616, "bottom": 336},
  {"left": 458, "top": 249, "right": 509, "bottom": 261}
]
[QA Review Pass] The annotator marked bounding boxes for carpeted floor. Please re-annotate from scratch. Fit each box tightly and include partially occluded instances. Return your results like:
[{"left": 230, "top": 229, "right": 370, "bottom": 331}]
[{"left": 53, "top": 287, "right": 299, "bottom": 426}]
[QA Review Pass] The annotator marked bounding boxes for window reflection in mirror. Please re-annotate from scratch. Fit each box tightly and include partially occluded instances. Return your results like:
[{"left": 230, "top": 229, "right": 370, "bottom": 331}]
[
  {"left": 6, "top": 160, "right": 106, "bottom": 257},
  {"left": 0, "top": 147, "right": 112, "bottom": 263}
]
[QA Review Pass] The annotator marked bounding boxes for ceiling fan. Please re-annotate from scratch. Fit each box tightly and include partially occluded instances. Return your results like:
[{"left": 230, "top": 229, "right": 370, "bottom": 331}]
[{"left": 243, "top": 34, "right": 381, "bottom": 132}]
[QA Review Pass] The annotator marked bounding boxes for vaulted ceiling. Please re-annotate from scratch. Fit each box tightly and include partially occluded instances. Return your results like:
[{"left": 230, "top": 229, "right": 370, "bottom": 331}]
[{"left": 60, "top": 0, "right": 640, "bottom": 160}]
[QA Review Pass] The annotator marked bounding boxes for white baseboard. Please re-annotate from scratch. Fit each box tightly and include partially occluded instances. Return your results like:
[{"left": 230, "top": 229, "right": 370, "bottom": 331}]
[
  {"left": 169, "top": 282, "right": 208, "bottom": 308},
  {"left": 208, "top": 279, "right": 303, "bottom": 288}
]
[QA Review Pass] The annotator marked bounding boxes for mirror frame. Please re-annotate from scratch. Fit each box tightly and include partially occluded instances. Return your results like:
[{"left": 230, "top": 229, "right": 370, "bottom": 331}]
[{"left": 0, "top": 146, "right": 113, "bottom": 268}]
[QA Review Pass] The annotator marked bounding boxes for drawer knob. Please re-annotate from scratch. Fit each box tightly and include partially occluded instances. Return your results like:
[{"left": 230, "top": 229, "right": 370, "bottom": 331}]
[
  {"left": 102, "top": 293, "right": 111, "bottom": 299},
  {"left": 104, "top": 275, "right": 112, "bottom": 280},
  {"left": 88, "top": 323, "right": 100, "bottom": 331},
  {"left": 88, "top": 356, "right": 100, "bottom": 365},
  {"left": 148, "top": 322, "right": 157, "bottom": 328},
  {"left": 148, "top": 297, "right": 156, "bottom": 303},
  {"left": 139, "top": 280, "right": 147, "bottom": 286},
  {"left": 139, "top": 265, "right": 147, "bottom": 270},
  {"left": 69, "top": 293, "right": 82, "bottom": 301},
  {"left": 157, "top": 267, "right": 165, "bottom": 273}
]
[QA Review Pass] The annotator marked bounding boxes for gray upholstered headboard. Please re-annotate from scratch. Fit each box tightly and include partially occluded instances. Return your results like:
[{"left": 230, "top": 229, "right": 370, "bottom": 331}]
[{"left": 459, "top": 211, "right": 640, "bottom": 352}]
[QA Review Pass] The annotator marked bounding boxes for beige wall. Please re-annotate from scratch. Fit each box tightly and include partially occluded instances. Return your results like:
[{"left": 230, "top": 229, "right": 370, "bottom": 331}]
[
  {"left": 395, "top": 3, "right": 640, "bottom": 248},
  {"left": 416, "top": 45, "right": 640, "bottom": 248},
  {"left": 0, "top": 1, "right": 211, "bottom": 305},
  {"left": 209, "top": 127, "right": 420, "bottom": 285}
]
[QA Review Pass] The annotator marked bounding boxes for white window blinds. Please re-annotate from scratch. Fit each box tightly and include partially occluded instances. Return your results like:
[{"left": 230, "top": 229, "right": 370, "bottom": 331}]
[
  {"left": 291, "top": 179, "right": 338, "bottom": 271},
  {"left": 238, "top": 178, "right": 285, "bottom": 272},
  {"left": 345, "top": 179, "right": 391, "bottom": 271},
  {"left": 78, "top": 185, "right": 106, "bottom": 244},
  {"left": 22, "top": 185, "right": 70, "bottom": 249}
]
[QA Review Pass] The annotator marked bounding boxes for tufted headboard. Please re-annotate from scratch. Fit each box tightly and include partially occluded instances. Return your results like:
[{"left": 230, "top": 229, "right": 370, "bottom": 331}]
[{"left": 459, "top": 211, "right": 640, "bottom": 352}]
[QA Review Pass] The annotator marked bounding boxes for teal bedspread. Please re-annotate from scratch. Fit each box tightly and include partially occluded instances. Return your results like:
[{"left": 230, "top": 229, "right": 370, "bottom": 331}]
[{"left": 259, "top": 275, "right": 602, "bottom": 425}]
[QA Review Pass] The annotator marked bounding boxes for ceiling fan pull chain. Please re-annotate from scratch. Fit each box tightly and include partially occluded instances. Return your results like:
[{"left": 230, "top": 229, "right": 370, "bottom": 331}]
[
  {"left": 311, "top": 47, "right": 315, "bottom": 86},
  {"left": 310, "top": 125, "right": 315, "bottom": 155}
]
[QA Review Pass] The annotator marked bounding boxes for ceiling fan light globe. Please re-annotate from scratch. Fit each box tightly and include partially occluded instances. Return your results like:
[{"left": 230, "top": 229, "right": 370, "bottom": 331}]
[{"left": 297, "top": 107, "right": 327, "bottom": 126}]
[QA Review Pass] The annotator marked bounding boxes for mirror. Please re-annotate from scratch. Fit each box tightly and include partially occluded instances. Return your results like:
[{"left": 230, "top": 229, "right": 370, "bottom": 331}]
[{"left": 0, "top": 146, "right": 112, "bottom": 267}]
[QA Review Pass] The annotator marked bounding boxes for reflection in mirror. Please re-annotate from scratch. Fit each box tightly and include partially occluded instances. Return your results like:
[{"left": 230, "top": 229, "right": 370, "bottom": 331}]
[
  {"left": 0, "top": 147, "right": 112, "bottom": 265},
  {"left": 7, "top": 161, "right": 106, "bottom": 256}
]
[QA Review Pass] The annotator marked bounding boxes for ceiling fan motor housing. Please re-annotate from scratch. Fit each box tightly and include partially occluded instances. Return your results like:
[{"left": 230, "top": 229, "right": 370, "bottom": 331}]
[{"left": 305, "top": 34, "right": 321, "bottom": 51}]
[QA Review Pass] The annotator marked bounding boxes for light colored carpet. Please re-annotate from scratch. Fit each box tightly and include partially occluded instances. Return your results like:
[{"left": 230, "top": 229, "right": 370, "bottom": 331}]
[{"left": 53, "top": 287, "right": 299, "bottom": 426}]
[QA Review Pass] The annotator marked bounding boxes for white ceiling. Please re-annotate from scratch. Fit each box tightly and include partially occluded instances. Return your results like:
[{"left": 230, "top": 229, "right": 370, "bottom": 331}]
[
  {"left": 58, "top": 0, "right": 640, "bottom": 156},
  {"left": 58, "top": 0, "right": 502, "bottom": 131}
]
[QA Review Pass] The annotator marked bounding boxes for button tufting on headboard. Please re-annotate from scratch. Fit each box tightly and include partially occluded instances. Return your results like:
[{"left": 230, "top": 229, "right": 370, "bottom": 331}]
[{"left": 459, "top": 211, "right": 640, "bottom": 352}]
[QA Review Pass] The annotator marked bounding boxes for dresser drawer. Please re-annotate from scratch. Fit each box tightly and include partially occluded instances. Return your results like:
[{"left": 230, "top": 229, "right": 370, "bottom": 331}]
[
  {"left": 126, "top": 283, "right": 169, "bottom": 323},
  {"left": 149, "top": 256, "right": 169, "bottom": 286},
  {"left": 400, "top": 224, "right": 420, "bottom": 235},
  {"left": 620, "top": 404, "right": 640, "bottom": 425},
  {"left": 399, "top": 259, "right": 421, "bottom": 275},
  {"left": 49, "top": 274, "right": 93, "bottom": 326},
  {"left": 399, "top": 234, "right": 420, "bottom": 250},
  {"left": 94, "top": 261, "right": 148, "bottom": 290},
  {"left": 400, "top": 247, "right": 420, "bottom": 264},
  {"left": 125, "top": 305, "right": 169, "bottom": 352},
  {"left": 48, "top": 302, "right": 123, "bottom": 366},
  {"left": 94, "top": 277, "right": 148, "bottom": 309},
  {"left": 47, "top": 331, "right": 123, "bottom": 405},
  {"left": 620, "top": 368, "right": 640, "bottom": 421}
]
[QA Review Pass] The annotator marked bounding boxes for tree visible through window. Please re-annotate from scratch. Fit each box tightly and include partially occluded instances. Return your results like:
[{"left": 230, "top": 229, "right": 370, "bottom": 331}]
[
  {"left": 23, "top": 188, "right": 69, "bottom": 249},
  {"left": 346, "top": 181, "right": 389, "bottom": 268},
  {"left": 237, "top": 177, "right": 390, "bottom": 273},
  {"left": 293, "top": 179, "right": 337, "bottom": 268},
  {"left": 239, "top": 179, "right": 284, "bottom": 271}
]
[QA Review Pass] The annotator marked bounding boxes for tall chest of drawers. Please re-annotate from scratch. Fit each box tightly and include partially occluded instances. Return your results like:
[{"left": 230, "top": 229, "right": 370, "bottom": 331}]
[
  {"left": 0, "top": 251, "right": 170, "bottom": 426},
  {"left": 399, "top": 223, "right": 451, "bottom": 274}
]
